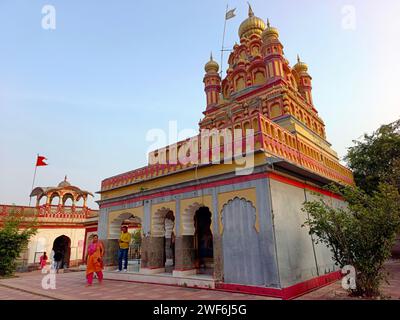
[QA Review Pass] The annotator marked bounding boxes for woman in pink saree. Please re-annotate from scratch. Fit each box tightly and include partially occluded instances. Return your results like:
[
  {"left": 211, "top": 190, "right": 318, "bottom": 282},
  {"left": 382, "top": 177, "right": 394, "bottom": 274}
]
[
  {"left": 39, "top": 252, "right": 48, "bottom": 269},
  {"left": 85, "top": 234, "right": 104, "bottom": 286}
]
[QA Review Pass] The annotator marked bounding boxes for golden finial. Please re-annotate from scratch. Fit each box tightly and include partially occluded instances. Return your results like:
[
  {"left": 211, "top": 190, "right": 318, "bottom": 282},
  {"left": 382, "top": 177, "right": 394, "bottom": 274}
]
[
  {"left": 205, "top": 53, "right": 219, "bottom": 73},
  {"left": 294, "top": 54, "right": 308, "bottom": 73},
  {"left": 239, "top": 2, "right": 265, "bottom": 39},
  {"left": 247, "top": 2, "right": 254, "bottom": 17},
  {"left": 267, "top": 18, "right": 271, "bottom": 28}
]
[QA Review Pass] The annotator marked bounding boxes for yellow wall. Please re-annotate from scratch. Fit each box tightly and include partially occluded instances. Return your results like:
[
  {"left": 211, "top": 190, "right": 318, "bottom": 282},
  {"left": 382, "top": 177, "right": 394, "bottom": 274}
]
[
  {"left": 101, "top": 153, "right": 266, "bottom": 201},
  {"left": 27, "top": 228, "right": 86, "bottom": 264},
  {"left": 150, "top": 201, "right": 176, "bottom": 234},
  {"left": 108, "top": 206, "right": 144, "bottom": 225}
]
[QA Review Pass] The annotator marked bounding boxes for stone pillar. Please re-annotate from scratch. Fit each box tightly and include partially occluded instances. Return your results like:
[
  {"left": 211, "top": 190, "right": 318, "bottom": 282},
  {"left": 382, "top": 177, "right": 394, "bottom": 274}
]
[
  {"left": 102, "top": 239, "right": 119, "bottom": 267},
  {"left": 140, "top": 236, "right": 165, "bottom": 274},
  {"left": 173, "top": 235, "right": 196, "bottom": 276},
  {"left": 212, "top": 235, "right": 223, "bottom": 281},
  {"left": 164, "top": 238, "right": 173, "bottom": 272},
  {"left": 164, "top": 218, "right": 174, "bottom": 270}
]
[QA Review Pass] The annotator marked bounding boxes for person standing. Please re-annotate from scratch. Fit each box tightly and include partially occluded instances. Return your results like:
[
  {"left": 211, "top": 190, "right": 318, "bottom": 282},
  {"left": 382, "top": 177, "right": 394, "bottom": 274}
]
[
  {"left": 117, "top": 226, "right": 131, "bottom": 272},
  {"left": 85, "top": 234, "right": 104, "bottom": 286},
  {"left": 53, "top": 250, "right": 63, "bottom": 273},
  {"left": 39, "top": 252, "right": 48, "bottom": 270}
]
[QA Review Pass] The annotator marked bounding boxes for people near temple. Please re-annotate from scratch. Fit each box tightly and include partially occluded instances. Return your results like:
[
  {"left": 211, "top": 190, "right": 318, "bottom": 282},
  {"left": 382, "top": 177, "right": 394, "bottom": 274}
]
[
  {"left": 39, "top": 252, "right": 48, "bottom": 270},
  {"left": 117, "top": 225, "right": 131, "bottom": 272},
  {"left": 85, "top": 234, "right": 104, "bottom": 286},
  {"left": 53, "top": 250, "right": 63, "bottom": 273}
]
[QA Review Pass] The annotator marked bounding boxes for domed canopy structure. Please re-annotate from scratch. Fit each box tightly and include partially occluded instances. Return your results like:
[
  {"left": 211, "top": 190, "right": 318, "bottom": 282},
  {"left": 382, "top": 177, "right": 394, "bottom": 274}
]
[
  {"left": 238, "top": 4, "right": 266, "bottom": 39},
  {"left": 30, "top": 176, "right": 93, "bottom": 207}
]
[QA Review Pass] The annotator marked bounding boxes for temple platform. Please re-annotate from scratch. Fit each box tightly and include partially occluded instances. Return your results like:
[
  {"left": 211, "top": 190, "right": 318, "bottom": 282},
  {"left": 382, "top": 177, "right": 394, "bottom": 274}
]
[{"left": 103, "top": 269, "right": 216, "bottom": 289}]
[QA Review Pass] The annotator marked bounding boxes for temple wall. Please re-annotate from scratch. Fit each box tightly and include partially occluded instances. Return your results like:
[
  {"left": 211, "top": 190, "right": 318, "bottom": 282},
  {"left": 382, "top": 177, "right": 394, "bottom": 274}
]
[
  {"left": 270, "top": 178, "right": 341, "bottom": 288},
  {"left": 100, "top": 175, "right": 280, "bottom": 286},
  {"left": 27, "top": 228, "right": 86, "bottom": 264},
  {"left": 99, "top": 170, "right": 344, "bottom": 289}
]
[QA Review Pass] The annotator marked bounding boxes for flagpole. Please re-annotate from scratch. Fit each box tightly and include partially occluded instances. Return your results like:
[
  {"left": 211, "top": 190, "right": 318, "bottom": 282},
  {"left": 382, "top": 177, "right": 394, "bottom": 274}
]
[
  {"left": 220, "top": 4, "right": 229, "bottom": 79},
  {"left": 29, "top": 154, "right": 38, "bottom": 207}
]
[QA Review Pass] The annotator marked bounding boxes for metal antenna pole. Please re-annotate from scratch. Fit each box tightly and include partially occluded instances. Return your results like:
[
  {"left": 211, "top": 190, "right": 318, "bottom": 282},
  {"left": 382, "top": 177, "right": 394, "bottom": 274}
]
[
  {"left": 29, "top": 154, "right": 38, "bottom": 206},
  {"left": 220, "top": 4, "right": 228, "bottom": 79}
]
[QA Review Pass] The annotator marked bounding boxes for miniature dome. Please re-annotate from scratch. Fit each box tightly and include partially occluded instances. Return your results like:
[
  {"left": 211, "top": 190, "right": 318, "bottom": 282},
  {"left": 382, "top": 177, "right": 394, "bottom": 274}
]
[
  {"left": 294, "top": 55, "right": 309, "bottom": 73},
  {"left": 204, "top": 53, "right": 219, "bottom": 73},
  {"left": 238, "top": 4, "right": 266, "bottom": 39},
  {"left": 58, "top": 176, "right": 71, "bottom": 188},
  {"left": 262, "top": 19, "right": 279, "bottom": 40}
]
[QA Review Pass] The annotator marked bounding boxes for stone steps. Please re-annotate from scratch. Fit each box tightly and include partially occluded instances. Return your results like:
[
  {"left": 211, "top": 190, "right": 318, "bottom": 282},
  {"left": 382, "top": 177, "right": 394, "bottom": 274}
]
[{"left": 103, "top": 270, "right": 215, "bottom": 289}]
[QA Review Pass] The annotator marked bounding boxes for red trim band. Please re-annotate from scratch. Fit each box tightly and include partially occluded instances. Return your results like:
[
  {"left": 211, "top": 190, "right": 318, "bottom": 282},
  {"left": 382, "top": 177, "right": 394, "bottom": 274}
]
[
  {"left": 100, "top": 171, "right": 342, "bottom": 209},
  {"left": 216, "top": 271, "right": 341, "bottom": 300}
]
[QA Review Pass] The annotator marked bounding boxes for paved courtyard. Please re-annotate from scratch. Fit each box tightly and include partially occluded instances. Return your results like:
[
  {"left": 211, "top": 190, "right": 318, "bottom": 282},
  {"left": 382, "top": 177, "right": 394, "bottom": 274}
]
[
  {"left": 0, "top": 260, "right": 399, "bottom": 300},
  {"left": 0, "top": 271, "right": 274, "bottom": 300}
]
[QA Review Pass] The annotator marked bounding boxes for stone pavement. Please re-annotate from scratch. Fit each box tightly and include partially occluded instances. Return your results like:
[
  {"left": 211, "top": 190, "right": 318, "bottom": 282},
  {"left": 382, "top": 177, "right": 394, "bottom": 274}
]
[
  {"left": 0, "top": 271, "right": 274, "bottom": 300},
  {"left": 1, "top": 259, "right": 399, "bottom": 300}
]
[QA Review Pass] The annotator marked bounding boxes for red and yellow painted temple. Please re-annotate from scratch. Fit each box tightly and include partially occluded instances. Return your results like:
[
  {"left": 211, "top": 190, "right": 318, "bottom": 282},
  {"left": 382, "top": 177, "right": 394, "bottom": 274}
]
[
  {"left": 97, "top": 5, "right": 354, "bottom": 299},
  {"left": 0, "top": 177, "right": 98, "bottom": 270}
]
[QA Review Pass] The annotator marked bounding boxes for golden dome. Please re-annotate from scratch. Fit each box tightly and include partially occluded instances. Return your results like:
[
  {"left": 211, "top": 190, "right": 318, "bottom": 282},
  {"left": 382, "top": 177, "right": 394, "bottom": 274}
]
[
  {"left": 238, "top": 4, "right": 266, "bottom": 39},
  {"left": 204, "top": 53, "right": 219, "bottom": 73},
  {"left": 262, "top": 19, "right": 279, "bottom": 40},
  {"left": 294, "top": 55, "right": 309, "bottom": 73}
]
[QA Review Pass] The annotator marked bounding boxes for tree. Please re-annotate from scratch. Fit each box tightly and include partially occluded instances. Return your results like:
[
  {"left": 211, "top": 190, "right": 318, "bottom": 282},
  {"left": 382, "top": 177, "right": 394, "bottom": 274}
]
[
  {"left": 131, "top": 229, "right": 142, "bottom": 260},
  {"left": 302, "top": 183, "right": 400, "bottom": 297},
  {"left": 0, "top": 208, "right": 37, "bottom": 277},
  {"left": 345, "top": 119, "right": 400, "bottom": 194},
  {"left": 132, "top": 229, "right": 142, "bottom": 246}
]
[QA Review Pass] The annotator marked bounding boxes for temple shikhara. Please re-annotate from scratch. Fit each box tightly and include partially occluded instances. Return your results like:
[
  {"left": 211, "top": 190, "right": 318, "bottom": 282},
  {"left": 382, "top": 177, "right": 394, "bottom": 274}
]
[{"left": 97, "top": 5, "right": 354, "bottom": 299}]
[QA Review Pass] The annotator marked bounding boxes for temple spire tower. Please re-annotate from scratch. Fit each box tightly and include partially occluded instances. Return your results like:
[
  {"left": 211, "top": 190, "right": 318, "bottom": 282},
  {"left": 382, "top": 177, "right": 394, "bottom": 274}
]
[
  {"left": 203, "top": 53, "right": 221, "bottom": 110},
  {"left": 294, "top": 54, "right": 313, "bottom": 106},
  {"left": 261, "top": 19, "right": 286, "bottom": 83}
]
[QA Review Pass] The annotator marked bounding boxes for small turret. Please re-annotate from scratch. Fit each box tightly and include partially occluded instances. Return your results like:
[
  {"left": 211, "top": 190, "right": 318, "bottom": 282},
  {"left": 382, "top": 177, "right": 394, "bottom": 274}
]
[
  {"left": 203, "top": 53, "right": 221, "bottom": 109},
  {"left": 261, "top": 19, "right": 285, "bottom": 83},
  {"left": 294, "top": 55, "right": 313, "bottom": 105}
]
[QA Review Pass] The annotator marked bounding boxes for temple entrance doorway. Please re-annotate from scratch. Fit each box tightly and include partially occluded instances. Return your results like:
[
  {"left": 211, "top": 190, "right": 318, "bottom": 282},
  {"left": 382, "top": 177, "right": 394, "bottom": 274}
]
[
  {"left": 194, "top": 207, "right": 213, "bottom": 275},
  {"left": 52, "top": 235, "right": 71, "bottom": 269}
]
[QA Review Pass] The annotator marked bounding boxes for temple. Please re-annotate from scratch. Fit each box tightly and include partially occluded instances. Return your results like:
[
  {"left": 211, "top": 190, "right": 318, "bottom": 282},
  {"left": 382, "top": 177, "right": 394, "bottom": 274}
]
[
  {"left": 0, "top": 177, "right": 98, "bottom": 271},
  {"left": 97, "top": 5, "right": 354, "bottom": 299}
]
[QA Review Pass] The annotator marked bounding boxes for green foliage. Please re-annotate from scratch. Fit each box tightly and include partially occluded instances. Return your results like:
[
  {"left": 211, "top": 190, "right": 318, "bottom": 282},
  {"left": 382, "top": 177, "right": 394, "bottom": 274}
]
[
  {"left": 0, "top": 208, "right": 37, "bottom": 277},
  {"left": 302, "top": 183, "right": 400, "bottom": 297},
  {"left": 132, "top": 229, "right": 142, "bottom": 246},
  {"left": 345, "top": 119, "right": 400, "bottom": 194}
]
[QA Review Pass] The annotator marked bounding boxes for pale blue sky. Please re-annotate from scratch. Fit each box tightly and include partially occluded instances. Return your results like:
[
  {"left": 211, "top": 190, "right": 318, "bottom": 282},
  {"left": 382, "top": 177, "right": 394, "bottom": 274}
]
[{"left": 0, "top": 0, "right": 399, "bottom": 208}]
